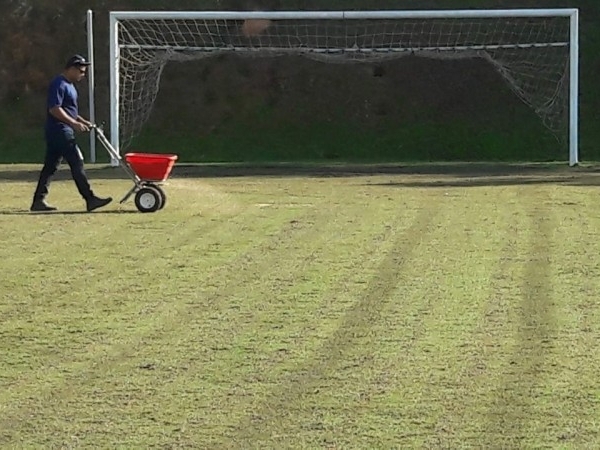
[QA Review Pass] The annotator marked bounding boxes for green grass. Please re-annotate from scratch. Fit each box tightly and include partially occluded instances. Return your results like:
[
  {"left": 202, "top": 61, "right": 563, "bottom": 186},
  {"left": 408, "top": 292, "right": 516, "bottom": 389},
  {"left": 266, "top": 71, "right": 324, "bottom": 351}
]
[
  {"left": 129, "top": 117, "right": 563, "bottom": 165},
  {"left": 1, "top": 162, "right": 600, "bottom": 448},
  {"left": 0, "top": 117, "right": 564, "bottom": 165}
]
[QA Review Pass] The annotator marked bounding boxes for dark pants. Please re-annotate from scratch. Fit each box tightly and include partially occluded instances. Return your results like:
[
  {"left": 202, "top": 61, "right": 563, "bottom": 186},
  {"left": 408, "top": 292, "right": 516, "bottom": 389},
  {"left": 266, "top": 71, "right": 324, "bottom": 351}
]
[{"left": 33, "top": 131, "right": 94, "bottom": 201}]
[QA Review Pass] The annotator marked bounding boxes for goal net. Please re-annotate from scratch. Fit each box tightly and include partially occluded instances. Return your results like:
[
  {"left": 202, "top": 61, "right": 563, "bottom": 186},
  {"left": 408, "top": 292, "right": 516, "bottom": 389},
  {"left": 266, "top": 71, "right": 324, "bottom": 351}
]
[{"left": 109, "top": 9, "right": 579, "bottom": 164}]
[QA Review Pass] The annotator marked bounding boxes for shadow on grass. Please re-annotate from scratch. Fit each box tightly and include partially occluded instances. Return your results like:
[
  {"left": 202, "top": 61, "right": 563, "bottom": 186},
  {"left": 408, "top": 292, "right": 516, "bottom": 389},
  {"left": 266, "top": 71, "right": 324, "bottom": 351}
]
[
  {"left": 1, "top": 162, "right": 599, "bottom": 187},
  {"left": 0, "top": 209, "right": 140, "bottom": 216},
  {"left": 365, "top": 175, "right": 600, "bottom": 188}
]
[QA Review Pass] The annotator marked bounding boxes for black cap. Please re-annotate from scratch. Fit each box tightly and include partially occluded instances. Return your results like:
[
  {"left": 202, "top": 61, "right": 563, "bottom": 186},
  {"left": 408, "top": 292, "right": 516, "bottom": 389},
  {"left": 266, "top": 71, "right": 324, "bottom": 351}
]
[{"left": 65, "top": 54, "right": 92, "bottom": 69}]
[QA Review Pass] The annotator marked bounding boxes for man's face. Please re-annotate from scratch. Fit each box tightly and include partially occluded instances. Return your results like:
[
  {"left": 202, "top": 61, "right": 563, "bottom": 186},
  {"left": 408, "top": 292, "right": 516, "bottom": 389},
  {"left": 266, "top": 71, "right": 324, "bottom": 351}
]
[{"left": 67, "top": 65, "right": 87, "bottom": 82}]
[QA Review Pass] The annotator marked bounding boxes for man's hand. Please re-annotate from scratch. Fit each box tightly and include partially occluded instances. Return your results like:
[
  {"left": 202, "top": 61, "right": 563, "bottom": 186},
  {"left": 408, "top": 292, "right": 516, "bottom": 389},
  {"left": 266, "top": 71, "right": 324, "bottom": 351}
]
[
  {"left": 72, "top": 122, "right": 90, "bottom": 133},
  {"left": 77, "top": 116, "right": 93, "bottom": 128}
]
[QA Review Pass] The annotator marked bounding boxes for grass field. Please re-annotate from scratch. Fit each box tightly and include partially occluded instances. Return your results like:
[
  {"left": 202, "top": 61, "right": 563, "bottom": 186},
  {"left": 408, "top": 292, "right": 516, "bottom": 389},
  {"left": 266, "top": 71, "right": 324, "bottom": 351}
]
[{"left": 1, "top": 162, "right": 600, "bottom": 448}]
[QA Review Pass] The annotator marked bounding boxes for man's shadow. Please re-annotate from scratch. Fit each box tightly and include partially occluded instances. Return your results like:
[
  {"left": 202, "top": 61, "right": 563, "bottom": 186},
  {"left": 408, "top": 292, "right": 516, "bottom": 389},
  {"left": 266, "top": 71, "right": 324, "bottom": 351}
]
[{"left": 0, "top": 209, "right": 140, "bottom": 216}]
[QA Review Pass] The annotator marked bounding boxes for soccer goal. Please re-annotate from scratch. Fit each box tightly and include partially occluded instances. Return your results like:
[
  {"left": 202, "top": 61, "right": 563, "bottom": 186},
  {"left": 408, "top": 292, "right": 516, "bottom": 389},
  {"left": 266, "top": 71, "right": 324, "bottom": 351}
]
[{"left": 107, "top": 8, "right": 579, "bottom": 165}]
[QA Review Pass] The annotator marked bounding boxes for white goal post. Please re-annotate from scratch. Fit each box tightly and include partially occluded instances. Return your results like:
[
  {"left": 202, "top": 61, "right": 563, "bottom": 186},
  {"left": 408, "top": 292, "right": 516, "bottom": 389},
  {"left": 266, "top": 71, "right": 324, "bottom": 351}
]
[{"left": 107, "top": 8, "right": 579, "bottom": 165}]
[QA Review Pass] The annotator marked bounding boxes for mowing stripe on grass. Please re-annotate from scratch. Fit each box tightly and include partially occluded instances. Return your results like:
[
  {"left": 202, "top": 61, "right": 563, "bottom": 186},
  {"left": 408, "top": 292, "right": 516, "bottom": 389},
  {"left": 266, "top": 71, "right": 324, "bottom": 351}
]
[
  {"left": 480, "top": 185, "right": 556, "bottom": 446},
  {"left": 399, "top": 186, "right": 519, "bottom": 448},
  {"left": 81, "top": 184, "right": 424, "bottom": 447},
  {"left": 410, "top": 185, "right": 525, "bottom": 446},
  {"left": 514, "top": 185, "right": 600, "bottom": 446},
  {"left": 230, "top": 191, "right": 442, "bottom": 447},
  {"left": 327, "top": 185, "right": 515, "bottom": 448},
  {"left": 421, "top": 184, "right": 600, "bottom": 448},
  {"left": 0, "top": 180, "right": 347, "bottom": 444}
]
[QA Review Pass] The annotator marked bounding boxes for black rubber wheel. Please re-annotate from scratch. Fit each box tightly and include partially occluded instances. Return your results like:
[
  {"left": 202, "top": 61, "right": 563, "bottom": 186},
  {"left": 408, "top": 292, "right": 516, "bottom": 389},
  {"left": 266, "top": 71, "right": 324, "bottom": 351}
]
[
  {"left": 134, "top": 186, "right": 162, "bottom": 213},
  {"left": 148, "top": 184, "right": 167, "bottom": 210}
]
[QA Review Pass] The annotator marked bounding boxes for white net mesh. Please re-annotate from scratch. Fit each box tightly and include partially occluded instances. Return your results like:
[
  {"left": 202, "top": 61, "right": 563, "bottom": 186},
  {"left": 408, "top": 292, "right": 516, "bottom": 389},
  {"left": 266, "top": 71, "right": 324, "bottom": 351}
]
[{"left": 115, "top": 14, "right": 571, "bottom": 151}]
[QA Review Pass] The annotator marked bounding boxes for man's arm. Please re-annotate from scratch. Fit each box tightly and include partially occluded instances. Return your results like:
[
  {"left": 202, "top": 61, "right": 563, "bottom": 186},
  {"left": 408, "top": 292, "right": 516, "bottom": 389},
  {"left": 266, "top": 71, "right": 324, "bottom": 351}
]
[
  {"left": 49, "top": 107, "right": 89, "bottom": 132},
  {"left": 77, "top": 115, "right": 93, "bottom": 127}
]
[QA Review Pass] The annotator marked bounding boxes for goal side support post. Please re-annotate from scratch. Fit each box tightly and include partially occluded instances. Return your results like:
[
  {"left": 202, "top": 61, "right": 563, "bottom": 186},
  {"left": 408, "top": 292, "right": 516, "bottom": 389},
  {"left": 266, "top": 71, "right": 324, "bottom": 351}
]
[
  {"left": 569, "top": 9, "right": 579, "bottom": 166},
  {"left": 107, "top": 8, "right": 580, "bottom": 166}
]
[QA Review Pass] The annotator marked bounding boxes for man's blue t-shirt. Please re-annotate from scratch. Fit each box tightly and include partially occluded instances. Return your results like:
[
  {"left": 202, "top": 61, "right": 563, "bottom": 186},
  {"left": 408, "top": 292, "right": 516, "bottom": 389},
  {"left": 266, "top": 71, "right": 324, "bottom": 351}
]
[{"left": 45, "top": 75, "right": 78, "bottom": 136}]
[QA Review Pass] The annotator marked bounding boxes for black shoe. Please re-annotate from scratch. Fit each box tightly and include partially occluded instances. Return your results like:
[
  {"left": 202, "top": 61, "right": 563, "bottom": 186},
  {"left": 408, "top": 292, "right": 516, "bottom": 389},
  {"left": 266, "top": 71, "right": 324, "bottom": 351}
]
[
  {"left": 30, "top": 200, "right": 57, "bottom": 212},
  {"left": 86, "top": 196, "right": 112, "bottom": 212}
]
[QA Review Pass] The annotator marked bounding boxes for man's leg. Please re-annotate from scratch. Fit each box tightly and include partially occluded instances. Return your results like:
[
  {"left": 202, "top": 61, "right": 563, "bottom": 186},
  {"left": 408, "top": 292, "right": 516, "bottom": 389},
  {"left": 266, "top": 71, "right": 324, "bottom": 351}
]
[
  {"left": 62, "top": 137, "right": 94, "bottom": 200},
  {"left": 31, "top": 143, "right": 62, "bottom": 211},
  {"left": 62, "top": 137, "right": 112, "bottom": 211}
]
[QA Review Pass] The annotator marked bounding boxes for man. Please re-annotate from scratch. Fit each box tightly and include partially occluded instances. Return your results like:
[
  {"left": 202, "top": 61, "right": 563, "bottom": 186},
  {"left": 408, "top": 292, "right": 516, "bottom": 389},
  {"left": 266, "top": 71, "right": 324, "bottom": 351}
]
[{"left": 30, "top": 54, "right": 112, "bottom": 212}]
